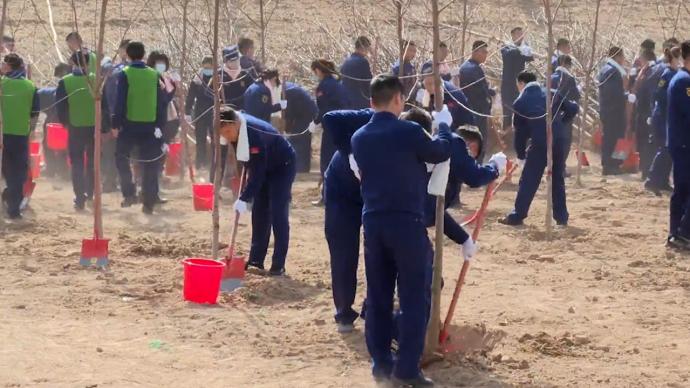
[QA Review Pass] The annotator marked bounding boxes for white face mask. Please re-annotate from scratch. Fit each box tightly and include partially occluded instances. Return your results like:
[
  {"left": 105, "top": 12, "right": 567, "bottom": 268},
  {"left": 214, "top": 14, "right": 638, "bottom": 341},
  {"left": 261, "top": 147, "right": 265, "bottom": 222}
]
[{"left": 155, "top": 63, "right": 167, "bottom": 74}]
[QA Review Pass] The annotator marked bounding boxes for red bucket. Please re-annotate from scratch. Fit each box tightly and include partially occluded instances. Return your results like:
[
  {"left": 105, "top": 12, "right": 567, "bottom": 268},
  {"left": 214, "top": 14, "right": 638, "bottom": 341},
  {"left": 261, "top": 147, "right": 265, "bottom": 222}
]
[
  {"left": 193, "top": 183, "right": 214, "bottom": 211},
  {"left": 182, "top": 258, "right": 225, "bottom": 304},
  {"left": 30, "top": 153, "right": 41, "bottom": 179},
  {"left": 46, "top": 123, "right": 69, "bottom": 151},
  {"left": 165, "top": 142, "right": 182, "bottom": 176}
]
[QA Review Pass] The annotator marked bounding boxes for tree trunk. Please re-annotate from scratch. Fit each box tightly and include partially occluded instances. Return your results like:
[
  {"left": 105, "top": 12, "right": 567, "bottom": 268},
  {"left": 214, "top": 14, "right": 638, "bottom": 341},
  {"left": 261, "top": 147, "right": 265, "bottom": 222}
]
[
  {"left": 178, "top": 0, "right": 190, "bottom": 182},
  {"left": 396, "top": 1, "right": 404, "bottom": 77},
  {"left": 575, "top": 0, "right": 601, "bottom": 187},
  {"left": 543, "top": 0, "right": 554, "bottom": 239},
  {"left": 0, "top": 0, "right": 8, "bottom": 213},
  {"left": 260, "top": 0, "right": 266, "bottom": 64},
  {"left": 93, "top": 0, "right": 109, "bottom": 239},
  {"left": 423, "top": 0, "right": 444, "bottom": 359},
  {"left": 211, "top": 0, "right": 222, "bottom": 259}
]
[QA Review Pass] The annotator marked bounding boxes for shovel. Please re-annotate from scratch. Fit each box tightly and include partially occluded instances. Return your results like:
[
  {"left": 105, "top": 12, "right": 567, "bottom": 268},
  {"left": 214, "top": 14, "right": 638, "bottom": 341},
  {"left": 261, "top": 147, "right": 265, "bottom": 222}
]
[
  {"left": 220, "top": 165, "right": 247, "bottom": 292},
  {"left": 460, "top": 160, "right": 517, "bottom": 228}
]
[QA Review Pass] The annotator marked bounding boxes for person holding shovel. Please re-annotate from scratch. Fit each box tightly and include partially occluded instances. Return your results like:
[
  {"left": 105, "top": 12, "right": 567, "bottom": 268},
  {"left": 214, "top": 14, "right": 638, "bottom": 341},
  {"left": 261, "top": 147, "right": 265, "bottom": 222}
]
[
  {"left": 0, "top": 54, "right": 39, "bottom": 219},
  {"left": 218, "top": 108, "right": 296, "bottom": 276}
]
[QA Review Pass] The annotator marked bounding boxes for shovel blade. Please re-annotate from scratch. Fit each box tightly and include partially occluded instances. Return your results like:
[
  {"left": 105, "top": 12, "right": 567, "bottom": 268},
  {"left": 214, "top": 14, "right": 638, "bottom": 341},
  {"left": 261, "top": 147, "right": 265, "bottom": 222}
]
[{"left": 81, "top": 238, "right": 110, "bottom": 259}]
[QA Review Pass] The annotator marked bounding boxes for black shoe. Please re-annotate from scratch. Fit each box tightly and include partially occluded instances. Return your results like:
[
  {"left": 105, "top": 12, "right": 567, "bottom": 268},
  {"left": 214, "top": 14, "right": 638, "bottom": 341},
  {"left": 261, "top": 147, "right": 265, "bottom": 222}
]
[
  {"left": 391, "top": 373, "right": 435, "bottom": 387},
  {"left": 155, "top": 195, "right": 169, "bottom": 205},
  {"left": 245, "top": 260, "right": 265, "bottom": 271},
  {"left": 142, "top": 204, "right": 154, "bottom": 215},
  {"left": 8, "top": 211, "right": 22, "bottom": 220},
  {"left": 668, "top": 235, "right": 690, "bottom": 251},
  {"left": 556, "top": 220, "right": 568, "bottom": 226},
  {"left": 498, "top": 216, "right": 523, "bottom": 226},
  {"left": 644, "top": 181, "right": 662, "bottom": 196},
  {"left": 268, "top": 267, "right": 285, "bottom": 277},
  {"left": 74, "top": 199, "right": 86, "bottom": 211},
  {"left": 121, "top": 196, "right": 138, "bottom": 208}
]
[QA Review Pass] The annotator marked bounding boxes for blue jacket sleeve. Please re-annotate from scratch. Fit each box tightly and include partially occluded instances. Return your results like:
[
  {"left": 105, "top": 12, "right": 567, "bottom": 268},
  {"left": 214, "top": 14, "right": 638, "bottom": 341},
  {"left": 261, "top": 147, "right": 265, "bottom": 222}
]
[
  {"left": 322, "top": 109, "right": 374, "bottom": 153},
  {"left": 56, "top": 80, "right": 68, "bottom": 125},
  {"left": 156, "top": 82, "right": 168, "bottom": 129},
  {"left": 452, "top": 138, "right": 499, "bottom": 187},
  {"left": 415, "top": 122, "right": 452, "bottom": 163},
  {"left": 239, "top": 142, "right": 267, "bottom": 203},
  {"left": 513, "top": 102, "right": 530, "bottom": 160},
  {"left": 113, "top": 71, "right": 128, "bottom": 129},
  {"left": 31, "top": 88, "right": 40, "bottom": 118}
]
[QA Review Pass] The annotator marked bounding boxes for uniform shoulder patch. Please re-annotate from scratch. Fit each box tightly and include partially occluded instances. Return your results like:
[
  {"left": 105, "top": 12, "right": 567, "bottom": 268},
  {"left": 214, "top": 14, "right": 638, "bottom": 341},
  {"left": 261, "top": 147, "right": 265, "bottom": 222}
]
[
  {"left": 658, "top": 80, "right": 665, "bottom": 87},
  {"left": 250, "top": 146, "right": 261, "bottom": 154},
  {"left": 262, "top": 95, "right": 269, "bottom": 103}
]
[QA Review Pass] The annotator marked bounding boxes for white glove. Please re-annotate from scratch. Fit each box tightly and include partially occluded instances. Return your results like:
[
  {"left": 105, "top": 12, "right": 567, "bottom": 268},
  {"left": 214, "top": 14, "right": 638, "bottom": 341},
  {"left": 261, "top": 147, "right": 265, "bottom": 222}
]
[
  {"left": 577, "top": 84, "right": 583, "bottom": 93},
  {"left": 427, "top": 159, "right": 450, "bottom": 196},
  {"left": 519, "top": 45, "right": 532, "bottom": 57},
  {"left": 154, "top": 127, "right": 163, "bottom": 139},
  {"left": 161, "top": 143, "right": 170, "bottom": 154},
  {"left": 348, "top": 154, "right": 361, "bottom": 181},
  {"left": 450, "top": 67, "right": 460, "bottom": 77},
  {"left": 432, "top": 105, "right": 453, "bottom": 128},
  {"left": 489, "top": 152, "right": 508, "bottom": 173},
  {"left": 308, "top": 122, "right": 321, "bottom": 134},
  {"left": 279, "top": 99, "right": 288, "bottom": 110},
  {"left": 627, "top": 93, "right": 637, "bottom": 104},
  {"left": 220, "top": 135, "right": 229, "bottom": 146},
  {"left": 234, "top": 199, "right": 249, "bottom": 215},
  {"left": 415, "top": 88, "right": 426, "bottom": 104},
  {"left": 630, "top": 68, "right": 638, "bottom": 77},
  {"left": 185, "top": 115, "right": 192, "bottom": 123},
  {"left": 462, "top": 238, "right": 478, "bottom": 261},
  {"left": 647, "top": 117, "right": 652, "bottom": 126},
  {"left": 517, "top": 159, "right": 526, "bottom": 169}
]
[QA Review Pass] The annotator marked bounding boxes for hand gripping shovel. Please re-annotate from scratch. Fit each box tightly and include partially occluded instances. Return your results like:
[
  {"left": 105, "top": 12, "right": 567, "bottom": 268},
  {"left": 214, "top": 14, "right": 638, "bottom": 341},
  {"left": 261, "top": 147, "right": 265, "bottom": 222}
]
[
  {"left": 220, "top": 166, "right": 247, "bottom": 292},
  {"left": 439, "top": 162, "right": 512, "bottom": 347}
]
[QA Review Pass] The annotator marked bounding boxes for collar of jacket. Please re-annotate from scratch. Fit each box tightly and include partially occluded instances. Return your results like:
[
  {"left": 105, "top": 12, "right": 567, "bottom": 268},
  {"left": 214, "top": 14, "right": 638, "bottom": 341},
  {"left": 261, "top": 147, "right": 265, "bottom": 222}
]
[
  {"left": 606, "top": 58, "right": 627, "bottom": 78},
  {"left": 370, "top": 111, "right": 398, "bottom": 122},
  {"left": 4, "top": 70, "right": 25, "bottom": 79},
  {"left": 517, "top": 81, "right": 542, "bottom": 99},
  {"left": 555, "top": 66, "right": 574, "bottom": 78},
  {"left": 129, "top": 61, "right": 146, "bottom": 68}
]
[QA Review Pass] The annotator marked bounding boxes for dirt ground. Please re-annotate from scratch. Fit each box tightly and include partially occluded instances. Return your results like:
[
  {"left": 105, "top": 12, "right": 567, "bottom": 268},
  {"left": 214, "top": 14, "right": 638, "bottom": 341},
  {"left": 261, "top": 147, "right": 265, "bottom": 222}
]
[{"left": 1, "top": 146, "right": 689, "bottom": 387}]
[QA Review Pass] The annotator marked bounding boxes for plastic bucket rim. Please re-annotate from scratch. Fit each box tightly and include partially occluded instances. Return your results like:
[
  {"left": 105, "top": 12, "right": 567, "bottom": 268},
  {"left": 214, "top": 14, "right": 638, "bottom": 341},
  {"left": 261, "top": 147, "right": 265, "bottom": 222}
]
[{"left": 182, "top": 257, "right": 226, "bottom": 268}]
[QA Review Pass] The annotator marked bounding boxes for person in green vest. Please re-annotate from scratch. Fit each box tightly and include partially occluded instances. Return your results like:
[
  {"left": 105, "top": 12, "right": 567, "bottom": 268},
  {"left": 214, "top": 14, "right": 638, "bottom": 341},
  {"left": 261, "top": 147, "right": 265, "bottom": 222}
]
[
  {"left": 112, "top": 41, "right": 169, "bottom": 214},
  {"left": 65, "top": 32, "right": 97, "bottom": 75},
  {"left": 56, "top": 51, "right": 100, "bottom": 210},
  {"left": 0, "top": 54, "right": 39, "bottom": 219}
]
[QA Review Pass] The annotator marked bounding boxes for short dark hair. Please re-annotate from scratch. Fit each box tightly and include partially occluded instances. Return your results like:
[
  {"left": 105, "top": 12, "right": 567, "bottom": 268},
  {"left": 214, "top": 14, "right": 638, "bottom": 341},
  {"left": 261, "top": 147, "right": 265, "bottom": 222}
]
[
  {"left": 65, "top": 31, "right": 82, "bottom": 43},
  {"left": 202, "top": 56, "right": 213, "bottom": 65},
  {"left": 517, "top": 71, "right": 537, "bottom": 84},
  {"left": 682, "top": 41, "right": 690, "bottom": 60},
  {"left": 556, "top": 38, "right": 570, "bottom": 48},
  {"left": 220, "top": 107, "right": 239, "bottom": 123},
  {"left": 608, "top": 46, "right": 623, "bottom": 58},
  {"left": 119, "top": 39, "right": 131, "bottom": 49},
  {"left": 146, "top": 50, "right": 170, "bottom": 69},
  {"left": 54, "top": 62, "right": 72, "bottom": 78},
  {"left": 370, "top": 74, "right": 404, "bottom": 106},
  {"left": 259, "top": 68, "right": 280, "bottom": 86},
  {"left": 557, "top": 54, "right": 573, "bottom": 67},
  {"left": 70, "top": 51, "right": 90, "bottom": 69},
  {"left": 640, "top": 49, "right": 656, "bottom": 62},
  {"left": 238, "top": 37, "right": 254, "bottom": 53},
  {"left": 3, "top": 53, "right": 23, "bottom": 71},
  {"left": 311, "top": 59, "right": 337, "bottom": 76},
  {"left": 472, "top": 40, "right": 487, "bottom": 51},
  {"left": 126, "top": 41, "right": 146, "bottom": 61},
  {"left": 510, "top": 27, "right": 523, "bottom": 35},
  {"left": 355, "top": 36, "right": 371, "bottom": 50},
  {"left": 640, "top": 39, "right": 655, "bottom": 51},
  {"left": 400, "top": 107, "right": 432, "bottom": 133},
  {"left": 663, "top": 37, "right": 680, "bottom": 50}
]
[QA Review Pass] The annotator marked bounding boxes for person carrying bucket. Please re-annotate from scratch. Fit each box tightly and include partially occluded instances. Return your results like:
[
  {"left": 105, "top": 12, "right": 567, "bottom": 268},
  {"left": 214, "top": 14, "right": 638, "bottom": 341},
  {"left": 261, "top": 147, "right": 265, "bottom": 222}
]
[
  {"left": 218, "top": 108, "right": 296, "bottom": 277},
  {"left": 1, "top": 54, "right": 39, "bottom": 219},
  {"left": 112, "top": 41, "right": 170, "bottom": 215},
  {"left": 56, "top": 51, "right": 99, "bottom": 210}
]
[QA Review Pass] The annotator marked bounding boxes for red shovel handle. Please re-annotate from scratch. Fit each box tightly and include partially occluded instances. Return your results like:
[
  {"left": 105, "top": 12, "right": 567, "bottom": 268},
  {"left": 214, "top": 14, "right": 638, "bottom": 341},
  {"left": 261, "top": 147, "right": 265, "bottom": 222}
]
[{"left": 227, "top": 166, "right": 248, "bottom": 259}]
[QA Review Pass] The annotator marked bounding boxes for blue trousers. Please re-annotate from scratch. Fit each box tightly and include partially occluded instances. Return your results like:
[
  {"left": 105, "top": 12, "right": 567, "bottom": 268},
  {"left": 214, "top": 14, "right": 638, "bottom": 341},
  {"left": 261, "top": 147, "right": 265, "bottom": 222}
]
[
  {"left": 249, "top": 156, "right": 297, "bottom": 271},
  {"left": 601, "top": 118, "right": 624, "bottom": 171},
  {"left": 509, "top": 143, "right": 568, "bottom": 223},
  {"left": 68, "top": 127, "right": 95, "bottom": 204},
  {"left": 363, "top": 213, "right": 433, "bottom": 380},
  {"left": 669, "top": 148, "right": 690, "bottom": 238},
  {"left": 1, "top": 134, "right": 29, "bottom": 217},
  {"left": 287, "top": 132, "right": 312, "bottom": 174},
  {"left": 115, "top": 128, "right": 162, "bottom": 207},
  {"left": 647, "top": 143, "right": 673, "bottom": 189}
]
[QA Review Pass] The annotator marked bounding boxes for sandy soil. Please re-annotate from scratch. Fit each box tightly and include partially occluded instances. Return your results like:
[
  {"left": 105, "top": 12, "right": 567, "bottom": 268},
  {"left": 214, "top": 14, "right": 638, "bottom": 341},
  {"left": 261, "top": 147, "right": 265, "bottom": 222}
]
[{"left": 1, "top": 147, "right": 689, "bottom": 388}]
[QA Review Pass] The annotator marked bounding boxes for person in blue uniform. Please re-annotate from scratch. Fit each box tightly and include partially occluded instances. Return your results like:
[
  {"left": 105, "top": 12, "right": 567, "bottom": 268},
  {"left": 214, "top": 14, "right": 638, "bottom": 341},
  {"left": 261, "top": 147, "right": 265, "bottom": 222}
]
[
  {"left": 551, "top": 55, "right": 581, "bottom": 163},
  {"left": 646, "top": 44, "right": 681, "bottom": 194},
  {"left": 350, "top": 74, "right": 452, "bottom": 386},
  {"left": 416, "top": 62, "right": 475, "bottom": 130},
  {"left": 665, "top": 41, "right": 690, "bottom": 250},
  {"left": 38, "top": 62, "right": 71, "bottom": 180},
  {"left": 459, "top": 40, "right": 496, "bottom": 162},
  {"left": 499, "top": 72, "right": 578, "bottom": 226},
  {"left": 551, "top": 38, "right": 572, "bottom": 70},
  {"left": 238, "top": 37, "right": 263, "bottom": 81},
  {"left": 340, "top": 36, "right": 373, "bottom": 109},
  {"left": 283, "top": 81, "right": 318, "bottom": 173},
  {"left": 391, "top": 40, "right": 418, "bottom": 99},
  {"left": 597, "top": 47, "right": 634, "bottom": 175},
  {"left": 322, "top": 108, "right": 373, "bottom": 333},
  {"left": 401, "top": 108, "right": 504, "bottom": 260},
  {"left": 501, "top": 27, "right": 534, "bottom": 130},
  {"left": 112, "top": 41, "right": 169, "bottom": 214},
  {"left": 1, "top": 54, "right": 39, "bottom": 219},
  {"left": 103, "top": 39, "right": 131, "bottom": 192},
  {"left": 422, "top": 42, "right": 454, "bottom": 82},
  {"left": 631, "top": 49, "right": 659, "bottom": 178},
  {"left": 218, "top": 108, "right": 296, "bottom": 276},
  {"left": 185, "top": 56, "right": 215, "bottom": 170},
  {"left": 311, "top": 59, "right": 349, "bottom": 204},
  {"left": 243, "top": 68, "right": 288, "bottom": 123}
]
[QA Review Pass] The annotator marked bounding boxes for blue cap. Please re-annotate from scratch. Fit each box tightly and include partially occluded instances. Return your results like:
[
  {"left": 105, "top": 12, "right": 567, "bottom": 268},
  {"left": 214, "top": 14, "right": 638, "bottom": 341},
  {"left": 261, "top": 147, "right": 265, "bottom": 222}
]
[{"left": 222, "top": 45, "right": 240, "bottom": 61}]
